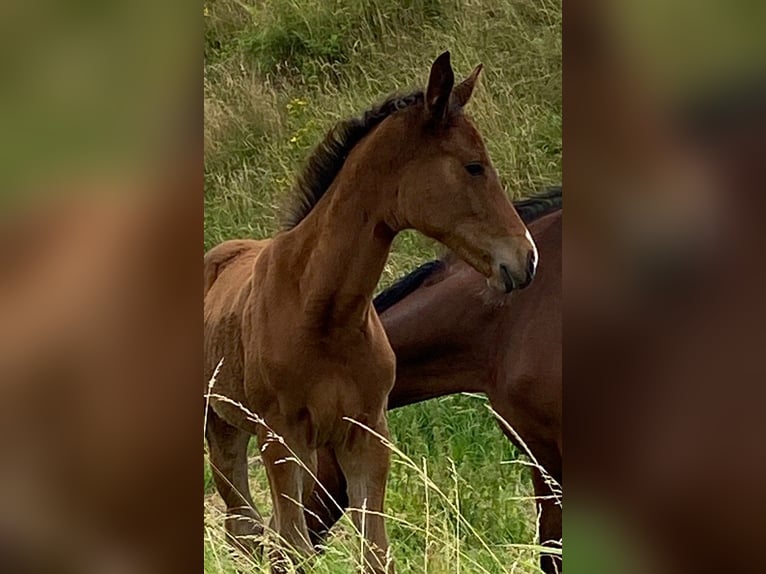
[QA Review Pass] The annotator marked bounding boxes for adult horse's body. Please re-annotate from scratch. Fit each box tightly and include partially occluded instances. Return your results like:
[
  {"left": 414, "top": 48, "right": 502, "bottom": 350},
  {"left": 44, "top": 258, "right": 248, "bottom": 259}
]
[
  {"left": 305, "top": 192, "right": 562, "bottom": 573},
  {"left": 203, "top": 52, "right": 537, "bottom": 572}
]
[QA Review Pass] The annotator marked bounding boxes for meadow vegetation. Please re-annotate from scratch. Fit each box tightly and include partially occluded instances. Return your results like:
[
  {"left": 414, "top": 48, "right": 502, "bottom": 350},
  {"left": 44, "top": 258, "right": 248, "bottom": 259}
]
[{"left": 204, "top": 0, "right": 561, "bottom": 571}]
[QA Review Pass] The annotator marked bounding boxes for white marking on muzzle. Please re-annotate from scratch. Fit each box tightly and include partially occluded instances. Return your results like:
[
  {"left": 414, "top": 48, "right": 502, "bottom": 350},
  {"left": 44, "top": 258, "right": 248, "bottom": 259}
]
[{"left": 525, "top": 228, "right": 539, "bottom": 274}]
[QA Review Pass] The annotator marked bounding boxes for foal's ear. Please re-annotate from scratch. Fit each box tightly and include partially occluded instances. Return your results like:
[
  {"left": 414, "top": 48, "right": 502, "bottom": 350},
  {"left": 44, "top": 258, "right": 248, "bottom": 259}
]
[
  {"left": 453, "top": 63, "right": 483, "bottom": 108},
  {"left": 426, "top": 51, "right": 455, "bottom": 122}
]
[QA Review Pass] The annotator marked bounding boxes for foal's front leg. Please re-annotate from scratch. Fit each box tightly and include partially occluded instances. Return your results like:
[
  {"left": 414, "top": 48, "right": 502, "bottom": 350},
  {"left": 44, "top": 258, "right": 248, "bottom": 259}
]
[
  {"left": 258, "top": 422, "right": 318, "bottom": 570},
  {"left": 335, "top": 414, "right": 393, "bottom": 573}
]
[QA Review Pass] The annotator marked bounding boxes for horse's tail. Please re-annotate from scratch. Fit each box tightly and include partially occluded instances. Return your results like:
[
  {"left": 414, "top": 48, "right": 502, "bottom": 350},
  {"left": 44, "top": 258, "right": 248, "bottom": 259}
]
[
  {"left": 203, "top": 240, "right": 254, "bottom": 297},
  {"left": 203, "top": 251, "right": 218, "bottom": 297},
  {"left": 514, "top": 185, "right": 562, "bottom": 223}
]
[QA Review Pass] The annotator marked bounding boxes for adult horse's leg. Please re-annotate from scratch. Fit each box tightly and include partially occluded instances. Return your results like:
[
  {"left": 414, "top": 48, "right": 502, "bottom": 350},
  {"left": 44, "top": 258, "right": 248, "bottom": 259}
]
[
  {"left": 258, "top": 421, "right": 318, "bottom": 571},
  {"left": 335, "top": 415, "right": 392, "bottom": 574},
  {"left": 492, "top": 401, "right": 562, "bottom": 573},
  {"left": 306, "top": 448, "right": 348, "bottom": 548},
  {"left": 205, "top": 408, "right": 264, "bottom": 552},
  {"left": 532, "top": 464, "right": 562, "bottom": 574}
]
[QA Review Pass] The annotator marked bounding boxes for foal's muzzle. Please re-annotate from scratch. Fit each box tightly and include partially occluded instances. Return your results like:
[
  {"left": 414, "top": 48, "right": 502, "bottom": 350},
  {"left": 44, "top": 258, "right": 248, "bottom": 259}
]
[
  {"left": 499, "top": 250, "right": 536, "bottom": 292},
  {"left": 488, "top": 232, "right": 539, "bottom": 293}
]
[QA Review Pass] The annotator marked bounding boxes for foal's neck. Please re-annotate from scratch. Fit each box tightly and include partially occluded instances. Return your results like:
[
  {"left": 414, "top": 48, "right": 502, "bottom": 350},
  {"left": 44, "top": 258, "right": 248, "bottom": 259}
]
[{"left": 286, "top": 157, "right": 398, "bottom": 331}]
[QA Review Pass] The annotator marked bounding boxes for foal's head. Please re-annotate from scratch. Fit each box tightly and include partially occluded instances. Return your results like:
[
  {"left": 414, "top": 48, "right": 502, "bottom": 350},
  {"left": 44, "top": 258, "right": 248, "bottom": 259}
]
[{"left": 379, "top": 52, "right": 537, "bottom": 291}]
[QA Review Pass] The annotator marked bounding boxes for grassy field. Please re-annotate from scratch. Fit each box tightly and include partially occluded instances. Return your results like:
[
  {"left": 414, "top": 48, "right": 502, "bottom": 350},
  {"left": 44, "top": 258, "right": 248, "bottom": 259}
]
[{"left": 204, "top": 0, "right": 561, "bottom": 571}]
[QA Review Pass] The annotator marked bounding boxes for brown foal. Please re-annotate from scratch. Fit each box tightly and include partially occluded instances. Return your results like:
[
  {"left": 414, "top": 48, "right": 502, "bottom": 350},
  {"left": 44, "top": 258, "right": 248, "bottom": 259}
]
[{"left": 203, "top": 52, "right": 536, "bottom": 572}]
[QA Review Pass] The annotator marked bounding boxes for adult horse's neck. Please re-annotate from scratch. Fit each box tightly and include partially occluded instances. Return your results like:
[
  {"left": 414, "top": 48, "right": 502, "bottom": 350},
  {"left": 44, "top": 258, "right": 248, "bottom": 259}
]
[
  {"left": 381, "top": 263, "right": 498, "bottom": 407},
  {"left": 281, "top": 135, "right": 398, "bottom": 332},
  {"left": 381, "top": 210, "right": 562, "bottom": 409}
]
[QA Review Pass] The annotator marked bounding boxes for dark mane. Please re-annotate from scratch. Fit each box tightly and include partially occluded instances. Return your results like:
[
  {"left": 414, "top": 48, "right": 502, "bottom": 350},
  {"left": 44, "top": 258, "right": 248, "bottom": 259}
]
[
  {"left": 373, "top": 185, "right": 562, "bottom": 313},
  {"left": 514, "top": 185, "right": 562, "bottom": 223},
  {"left": 373, "top": 260, "right": 445, "bottom": 314},
  {"left": 282, "top": 90, "right": 425, "bottom": 230}
]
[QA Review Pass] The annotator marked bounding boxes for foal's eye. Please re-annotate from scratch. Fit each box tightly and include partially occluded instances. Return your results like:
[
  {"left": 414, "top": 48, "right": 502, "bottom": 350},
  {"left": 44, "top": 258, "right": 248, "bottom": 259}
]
[{"left": 465, "top": 162, "right": 484, "bottom": 176}]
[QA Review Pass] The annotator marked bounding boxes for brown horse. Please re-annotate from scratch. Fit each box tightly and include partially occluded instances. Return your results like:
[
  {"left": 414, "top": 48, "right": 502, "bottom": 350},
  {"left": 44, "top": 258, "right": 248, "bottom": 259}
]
[
  {"left": 203, "top": 52, "right": 537, "bottom": 572},
  {"left": 304, "top": 191, "right": 562, "bottom": 573}
]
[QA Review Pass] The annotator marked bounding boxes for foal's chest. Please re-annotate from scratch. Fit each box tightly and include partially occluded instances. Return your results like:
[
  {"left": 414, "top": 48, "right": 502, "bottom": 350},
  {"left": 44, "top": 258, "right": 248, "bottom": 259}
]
[{"left": 249, "top": 328, "right": 395, "bottom": 410}]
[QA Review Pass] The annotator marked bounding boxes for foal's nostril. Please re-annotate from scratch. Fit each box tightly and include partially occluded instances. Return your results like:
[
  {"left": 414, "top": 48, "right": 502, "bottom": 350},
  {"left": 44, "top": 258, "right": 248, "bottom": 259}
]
[
  {"left": 514, "top": 252, "right": 536, "bottom": 290},
  {"left": 499, "top": 263, "right": 515, "bottom": 293}
]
